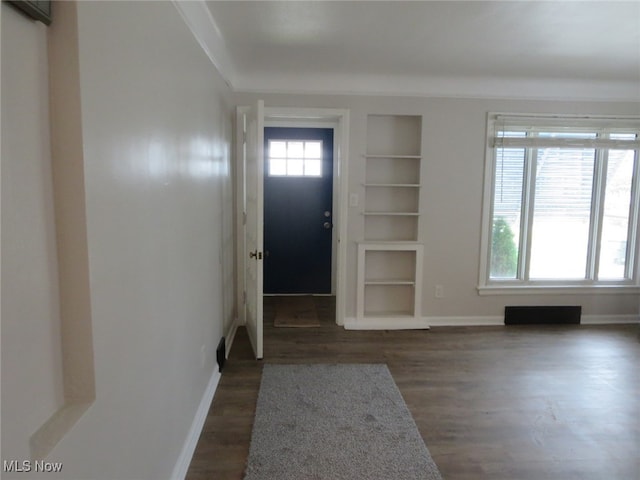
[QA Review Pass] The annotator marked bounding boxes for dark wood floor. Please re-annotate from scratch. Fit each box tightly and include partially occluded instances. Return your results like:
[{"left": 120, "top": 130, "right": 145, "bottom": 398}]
[{"left": 187, "top": 298, "right": 639, "bottom": 480}]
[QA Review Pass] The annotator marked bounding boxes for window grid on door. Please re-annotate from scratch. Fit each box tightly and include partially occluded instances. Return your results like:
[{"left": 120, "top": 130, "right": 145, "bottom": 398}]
[{"left": 268, "top": 140, "right": 323, "bottom": 177}]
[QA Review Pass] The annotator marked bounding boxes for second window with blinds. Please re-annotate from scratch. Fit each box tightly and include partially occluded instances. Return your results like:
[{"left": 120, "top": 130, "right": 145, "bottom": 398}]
[{"left": 480, "top": 113, "right": 640, "bottom": 291}]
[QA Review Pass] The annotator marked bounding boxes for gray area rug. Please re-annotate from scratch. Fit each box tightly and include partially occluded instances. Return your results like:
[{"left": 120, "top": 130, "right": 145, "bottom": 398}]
[{"left": 244, "top": 364, "right": 443, "bottom": 480}]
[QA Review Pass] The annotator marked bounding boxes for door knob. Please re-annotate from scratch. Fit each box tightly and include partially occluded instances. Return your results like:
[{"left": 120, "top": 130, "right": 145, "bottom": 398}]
[
  {"left": 324, "top": 211, "right": 331, "bottom": 217},
  {"left": 323, "top": 222, "right": 332, "bottom": 229}
]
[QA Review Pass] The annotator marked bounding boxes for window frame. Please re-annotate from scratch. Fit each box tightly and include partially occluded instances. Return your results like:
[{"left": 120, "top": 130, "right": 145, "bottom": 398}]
[{"left": 478, "top": 113, "right": 640, "bottom": 295}]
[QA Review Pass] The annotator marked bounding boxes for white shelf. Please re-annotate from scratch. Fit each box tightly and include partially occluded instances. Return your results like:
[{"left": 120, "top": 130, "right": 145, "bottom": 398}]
[
  {"left": 365, "top": 115, "right": 422, "bottom": 157},
  {"left": 364, "top": 114, "right": 422, "bottom": 243},
  {"left": 363, "top": 212, "right": 419, "bottom": 216},
  {"left": 363, "top": 311, "right": 415, "bottom": 318},
  {"left": 357, "top": 240, "right": 420, "bottom": 245},
  {"left": 364, "top": 154, "right": 422, "bottom": 159},
  {"left": 363, "top": 217, "right": 418, "bottom": 241},
  {"left": 365, "top": 158, "right": 420, "bottom": 187},
  {"left": 363, "top": 183, "right": 420, "bottom": 188},
  {"left": 356, "top": 243, "right": 423, "bottom": 328}
]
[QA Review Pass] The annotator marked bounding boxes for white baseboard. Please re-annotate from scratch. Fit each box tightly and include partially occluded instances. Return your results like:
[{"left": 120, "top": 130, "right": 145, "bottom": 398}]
[
  {"left": 343, "top": 317, "right": 431, "bottom": 330},
  {"left": 171, "top": 369, "right": 221, "bottom": 480},
  {"left": 225, "top": 319, "right": 239, "bottom": 358},
  {"left": 426, "top": 316, "right": 503, "bottom": 326},
  {"left": 172, "top": 320, "right": 241, "bottom": 479},
  {"left": 427, "top": 315, "right": 639, "bottom": 326},
  {"left": 581, "top": 314, "right": 639, "bottom": 325},
  {"left": 343, "top": 314, "right": 639, "bottom": 329}
]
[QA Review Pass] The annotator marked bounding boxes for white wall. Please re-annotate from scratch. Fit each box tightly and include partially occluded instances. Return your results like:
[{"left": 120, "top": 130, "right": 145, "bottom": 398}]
[
  {"left": 1, "top": 2, "right": 66, "bottom": 463},
  {"left": 2, "top": 1, "right": 234, "bottom": 478},
  {"left": 233, "top": 92, "right": 640, "bottom": 323}
]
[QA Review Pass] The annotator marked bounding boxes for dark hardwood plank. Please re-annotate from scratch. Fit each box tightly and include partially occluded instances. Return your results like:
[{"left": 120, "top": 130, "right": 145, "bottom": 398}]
[{"left": 186, "top": 298, "right": 639, "bottom": 480}]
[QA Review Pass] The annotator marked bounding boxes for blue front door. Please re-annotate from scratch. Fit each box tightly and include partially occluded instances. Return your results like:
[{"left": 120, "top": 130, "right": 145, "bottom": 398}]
[{"left": 263, "top": 127, "right": 334, "bottom": 294}]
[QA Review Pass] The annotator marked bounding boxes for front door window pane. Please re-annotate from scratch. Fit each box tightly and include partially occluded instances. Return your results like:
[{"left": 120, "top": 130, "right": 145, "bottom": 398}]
[
  {"left": 287, "top": 158, "right": 304, "bottom": 176},
  {"left": 270, "top": 158, "right": 286, "bottom": 176},
  {"left": 268, "top": 140, "right": 323, "bottom": 177},
  {"left": 305, "top": 159, "right": 321, "bottom": 176},
  {"left": 270, "top": 141, "right": 287, "bottom": 158},
  {"left": 598, "top": 150, "right": 634, "bottom": 279},
  {"left": 305, "top": 141, "right": 322, "bottom": 159},
  {"left": 529, "top": 148, "right": 595, "bottom": 279},
  {"left": 288, "top": 141, "right": 304, "bottom": 158}
]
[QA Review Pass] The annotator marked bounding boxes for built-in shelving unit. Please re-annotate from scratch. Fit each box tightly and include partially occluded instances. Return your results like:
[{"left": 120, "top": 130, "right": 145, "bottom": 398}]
[
  {"left": 363, "top": 115, "right": 422, "bottom": 242},
  {"left": 356, "top": 243, "right": 423, "bottom": 324},
  {"left": 354, "top": 114, "right": 426, "bottom": 329}
]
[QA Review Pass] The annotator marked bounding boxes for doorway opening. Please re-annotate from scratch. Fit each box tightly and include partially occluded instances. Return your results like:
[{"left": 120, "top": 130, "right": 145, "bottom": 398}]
[
  {"left": 264, "top": 127, "right": 334, "bottom": 295},
  {"left": 263, "top": 127, "right": 336, "bottom": 328},
  {"left": 235, "top": 104, "right": 349, "bottom": 357},
  {"left": 263, "top": 295, "right": 336, "bottom": 329}
]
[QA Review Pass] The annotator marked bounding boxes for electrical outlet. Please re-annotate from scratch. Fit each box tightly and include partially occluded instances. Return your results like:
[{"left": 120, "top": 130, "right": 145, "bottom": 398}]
[
  {"left": 349, "top": 193, "right": 359, "bottom": 207},
  {"left": 435, "top": 285, "right": 444, "bottom": 298}
]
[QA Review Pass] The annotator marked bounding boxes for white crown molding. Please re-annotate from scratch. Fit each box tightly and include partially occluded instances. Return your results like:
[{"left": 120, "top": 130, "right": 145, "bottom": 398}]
[
  {"left": 172, "top": 0, "right": 236, "bottom": 88},
  {"left": 233, "top": 71, "right": 640, "bottom": 103}
]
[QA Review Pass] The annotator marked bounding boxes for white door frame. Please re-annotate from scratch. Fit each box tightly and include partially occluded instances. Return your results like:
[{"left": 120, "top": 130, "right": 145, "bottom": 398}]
[{"left": 236, "top": 107, "right": 350, "bottom": 326}]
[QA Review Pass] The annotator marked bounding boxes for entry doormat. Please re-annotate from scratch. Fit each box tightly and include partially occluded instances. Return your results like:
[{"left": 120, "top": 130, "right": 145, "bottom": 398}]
[
  {"left": 273, "top": 295, "right": 320, "bottom": 327},
  {"left": 243, "top": 364, "right": 443, "bottom": 480}
]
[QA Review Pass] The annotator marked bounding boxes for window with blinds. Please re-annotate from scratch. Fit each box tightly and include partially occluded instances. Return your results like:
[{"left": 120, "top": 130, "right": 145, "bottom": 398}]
[{"left": 480, "top": 114, "right": 640, "bottom": 290}]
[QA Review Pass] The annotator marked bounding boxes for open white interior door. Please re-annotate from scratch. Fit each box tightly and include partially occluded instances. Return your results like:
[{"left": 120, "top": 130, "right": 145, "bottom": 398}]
[{"left": 244, "top": 100, "right": 264, "bottom": 359}]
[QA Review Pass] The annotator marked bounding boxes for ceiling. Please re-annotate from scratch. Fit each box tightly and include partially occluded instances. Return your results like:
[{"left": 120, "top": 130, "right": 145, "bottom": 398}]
[{"left": 201, "top": 1, "right": 640, "bottom": 101}]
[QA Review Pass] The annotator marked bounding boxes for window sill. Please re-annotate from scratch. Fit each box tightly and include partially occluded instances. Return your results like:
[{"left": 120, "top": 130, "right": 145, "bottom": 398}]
[{"left": 477, "top": 284, "right": 640, "bottom": 296}]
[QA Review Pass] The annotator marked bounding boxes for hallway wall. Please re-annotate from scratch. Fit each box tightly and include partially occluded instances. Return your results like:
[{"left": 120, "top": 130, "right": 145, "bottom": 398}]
[
  {"left": 1, "top": 2, "right": 66, "bottom": 465},
  {"left": 1, "top": 2, "right": 234, "bottom": 478}
]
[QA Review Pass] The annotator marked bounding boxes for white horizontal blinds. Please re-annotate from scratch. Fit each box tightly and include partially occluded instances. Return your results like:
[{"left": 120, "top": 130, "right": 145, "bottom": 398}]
[
  {"left": 490, "top": 145, "right": 524, "bottom": 279},
  {"left": 529, "top": 147, "right": 595, "bottom": 279},
  {"left": 492, "top": 115, "right": 640, "bottom": 149},
  {"left": 534, "top": 147, "right": 595, "bottom": 217},
  {"left": 493, "top": 136, "right": 525, "bottom": 219},
  {"left": 599, "top": 149, "right": 635, "bottom": 279}
]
